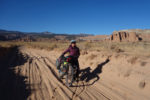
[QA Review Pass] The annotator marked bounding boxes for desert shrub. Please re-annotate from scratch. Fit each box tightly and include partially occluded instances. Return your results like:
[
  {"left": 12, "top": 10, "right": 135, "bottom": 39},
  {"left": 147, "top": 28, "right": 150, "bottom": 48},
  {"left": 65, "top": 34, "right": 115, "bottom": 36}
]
[
  {"left": 140, "top": 62, "right": 147, "bottom": 66},
  {"left": 110, "top": 45, "right": 116, "bottom": 50},
  {"left": 81, "top": 50, "right": 88, "bottom": 55},
  {"left": 48, "top": 44, "right": 57, "bottom": 50},
  {"left": 110, "top": 44, "right": 124, "bottom": 53},
  {"left": 115, "top": 48, "right": 124, "bottom": 53},
  {"left": 128, "top": 56, "right": 138, "bottom": 64},
  {"left": 88, "top": 54, "right": 97, "bottom": 60},
  {"left": 84, "top": 42, "right": 92, "bottom": 49}
]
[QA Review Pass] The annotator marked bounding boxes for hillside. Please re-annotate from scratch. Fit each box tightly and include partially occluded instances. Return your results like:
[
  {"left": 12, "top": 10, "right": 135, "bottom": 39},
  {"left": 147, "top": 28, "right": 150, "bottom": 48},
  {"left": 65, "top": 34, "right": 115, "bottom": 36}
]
[
  {"left": 1, "top": 29, "right": 150, "bottom": 42},
  {"left": 78, "top": 29, "right": 150, "bottom": 42},
  {"left": 0, "top": 29, "right": 92, "bottom": 42}
]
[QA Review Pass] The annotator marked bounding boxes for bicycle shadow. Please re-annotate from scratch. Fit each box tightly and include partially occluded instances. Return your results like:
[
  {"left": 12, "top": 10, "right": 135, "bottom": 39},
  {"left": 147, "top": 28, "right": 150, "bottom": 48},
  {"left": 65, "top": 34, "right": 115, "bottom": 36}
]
[{"left": 76, "top": 58, "right": 110, "bottom": 87}]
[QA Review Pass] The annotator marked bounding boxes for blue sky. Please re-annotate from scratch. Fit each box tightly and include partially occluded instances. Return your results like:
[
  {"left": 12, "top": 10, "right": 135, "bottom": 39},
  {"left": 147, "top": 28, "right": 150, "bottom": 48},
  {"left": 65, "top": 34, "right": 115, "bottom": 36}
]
[{"left": 0, "top": 0, "right": 150, "bottom": 35}]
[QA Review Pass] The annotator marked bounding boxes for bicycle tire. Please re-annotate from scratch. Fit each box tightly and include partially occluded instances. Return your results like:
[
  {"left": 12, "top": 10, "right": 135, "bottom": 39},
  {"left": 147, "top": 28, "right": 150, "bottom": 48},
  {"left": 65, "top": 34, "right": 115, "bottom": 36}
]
[{"left": 66, "top": 64, "right": 74, "bottom": 87}]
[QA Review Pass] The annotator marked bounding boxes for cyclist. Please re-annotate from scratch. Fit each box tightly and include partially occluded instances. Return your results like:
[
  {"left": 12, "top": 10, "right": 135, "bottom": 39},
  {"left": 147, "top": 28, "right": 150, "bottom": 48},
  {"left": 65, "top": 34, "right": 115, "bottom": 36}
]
[{"left": 61, "top": 40, "right": 80, "bottom": 80}]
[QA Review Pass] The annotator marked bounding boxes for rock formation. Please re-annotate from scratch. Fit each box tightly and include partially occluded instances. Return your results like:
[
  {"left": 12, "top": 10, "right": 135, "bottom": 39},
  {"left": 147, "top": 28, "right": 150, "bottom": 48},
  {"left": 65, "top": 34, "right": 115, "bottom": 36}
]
[{"left": 109, "top": 31, "right": 140, "bottom": 42}]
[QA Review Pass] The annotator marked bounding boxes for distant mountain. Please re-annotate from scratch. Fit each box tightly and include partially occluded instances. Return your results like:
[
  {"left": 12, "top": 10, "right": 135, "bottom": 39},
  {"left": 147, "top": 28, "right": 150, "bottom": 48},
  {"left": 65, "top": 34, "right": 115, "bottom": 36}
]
[
  {"left": 41, "top": 31, "right": 55, "bottom": 35},
  {"left": 0, "top": 29, "right": 93, "bottom": 41}
]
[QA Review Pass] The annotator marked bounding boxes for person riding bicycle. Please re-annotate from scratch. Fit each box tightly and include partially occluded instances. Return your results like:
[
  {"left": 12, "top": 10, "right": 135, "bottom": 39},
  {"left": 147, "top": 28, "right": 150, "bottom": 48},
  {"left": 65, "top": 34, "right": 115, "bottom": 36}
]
[{"left": 60, "top": 40, "right": 80, "bottom": 80}]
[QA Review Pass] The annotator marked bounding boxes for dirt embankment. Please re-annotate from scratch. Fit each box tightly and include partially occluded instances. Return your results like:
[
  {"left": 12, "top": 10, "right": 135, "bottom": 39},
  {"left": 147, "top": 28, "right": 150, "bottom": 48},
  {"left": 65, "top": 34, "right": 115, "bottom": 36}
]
[
  {"left": 0, "top": 47, "right": 150, "bottom": 100},
  {"left": 0, "top": 46, "right": 30, "bottom": 100}
]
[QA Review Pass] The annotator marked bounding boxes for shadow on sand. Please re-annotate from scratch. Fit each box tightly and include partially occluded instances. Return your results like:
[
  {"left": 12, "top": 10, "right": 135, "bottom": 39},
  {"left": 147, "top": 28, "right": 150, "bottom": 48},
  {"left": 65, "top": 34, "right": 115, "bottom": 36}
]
[
  {"left": 78, "top": 58, "right": 110, "bottom": 86},
  {"left": 0, "top": 46, "right": 31, "bottom": 100}
]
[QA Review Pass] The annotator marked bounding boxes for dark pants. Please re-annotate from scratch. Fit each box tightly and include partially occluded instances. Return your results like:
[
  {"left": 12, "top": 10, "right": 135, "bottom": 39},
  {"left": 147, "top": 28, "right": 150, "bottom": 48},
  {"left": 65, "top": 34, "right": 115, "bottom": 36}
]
[{"left": 73, "top": 58, "right": 80, "bottom": 78}]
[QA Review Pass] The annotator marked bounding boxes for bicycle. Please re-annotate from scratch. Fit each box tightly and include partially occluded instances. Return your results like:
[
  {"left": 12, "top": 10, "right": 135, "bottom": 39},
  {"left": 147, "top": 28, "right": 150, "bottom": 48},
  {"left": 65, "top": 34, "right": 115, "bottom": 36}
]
[{"left": 56, "top": 56, "right": 77, "bottom": 87}]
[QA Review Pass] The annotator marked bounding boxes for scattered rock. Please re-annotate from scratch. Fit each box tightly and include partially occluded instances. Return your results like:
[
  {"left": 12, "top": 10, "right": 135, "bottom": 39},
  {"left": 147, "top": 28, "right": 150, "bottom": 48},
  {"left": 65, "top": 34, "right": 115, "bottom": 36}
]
[
  {"left": 52, "top": 96, "right": 55, "bottom": 99},
  {"left": 141, "top": 62, "right": 147, "bottom": 66},
  {"left": 124, "top": 70, "right": 132, "bottom": 77},
  {"left": 139, "top": 81, "right": 146, "bottom": 89}
]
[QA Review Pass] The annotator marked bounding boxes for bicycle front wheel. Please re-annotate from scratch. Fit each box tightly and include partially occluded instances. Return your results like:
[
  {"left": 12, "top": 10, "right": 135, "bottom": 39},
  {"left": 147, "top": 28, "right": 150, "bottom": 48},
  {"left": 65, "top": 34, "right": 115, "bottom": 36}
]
[{"left": 66, "top": 64, "right": 74, "bottom": 87}]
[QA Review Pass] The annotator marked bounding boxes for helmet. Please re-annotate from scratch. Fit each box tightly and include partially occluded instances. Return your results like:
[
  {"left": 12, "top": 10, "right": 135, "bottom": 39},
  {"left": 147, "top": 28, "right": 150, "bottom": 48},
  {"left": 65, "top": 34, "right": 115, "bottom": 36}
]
[{"left": 70, "top": 40, "right": 76, "bottom": 44}]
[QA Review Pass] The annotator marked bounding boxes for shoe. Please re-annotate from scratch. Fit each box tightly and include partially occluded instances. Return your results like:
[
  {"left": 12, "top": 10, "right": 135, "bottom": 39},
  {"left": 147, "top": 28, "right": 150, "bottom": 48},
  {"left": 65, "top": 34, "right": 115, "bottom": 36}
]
[
  {"left": 76, "top": 78, "right": 79, "bottom": 82},
  {"left": 74, "top": 77, "right": 79, "bottom": 82}
]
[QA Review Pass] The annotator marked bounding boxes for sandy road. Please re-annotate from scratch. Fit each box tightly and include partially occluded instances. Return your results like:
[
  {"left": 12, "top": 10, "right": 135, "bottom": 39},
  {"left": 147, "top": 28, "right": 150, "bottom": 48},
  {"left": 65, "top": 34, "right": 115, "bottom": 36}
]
[
  {"left": 1, "top": 46, "right": 150, "bottom": 100},
  {"left": 19, "top": 47, "right": 110, "bottom": 100}
]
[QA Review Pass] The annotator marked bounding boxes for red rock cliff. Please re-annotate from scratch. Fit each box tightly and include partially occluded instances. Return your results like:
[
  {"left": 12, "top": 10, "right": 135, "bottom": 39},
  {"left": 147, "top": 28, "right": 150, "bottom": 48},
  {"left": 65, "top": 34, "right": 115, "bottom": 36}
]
[{"left": 109, "top": 31, "right": 139, "bottom": 42}]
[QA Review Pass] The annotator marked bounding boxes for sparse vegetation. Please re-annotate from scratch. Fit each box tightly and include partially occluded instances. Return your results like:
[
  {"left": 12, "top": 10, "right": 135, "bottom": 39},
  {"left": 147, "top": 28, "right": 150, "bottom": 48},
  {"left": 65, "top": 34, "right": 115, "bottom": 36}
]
[
  {"left": 141, "top": 62, "right": 147, "bottom": 66},
  {"left": 0, "top": 41, "right": 150, "bottom": 57},
  {"left": 128, "top": 56, "right": 138, "bottom": 64},
  {"left": 0, "top": 41, "right": 69, "bottom": 51},
  {"left": 88, "top": 54, "right": 97, "bottom": 60},
  {"left": 110, "top": 45, "right": 124, "bottom": 53}
]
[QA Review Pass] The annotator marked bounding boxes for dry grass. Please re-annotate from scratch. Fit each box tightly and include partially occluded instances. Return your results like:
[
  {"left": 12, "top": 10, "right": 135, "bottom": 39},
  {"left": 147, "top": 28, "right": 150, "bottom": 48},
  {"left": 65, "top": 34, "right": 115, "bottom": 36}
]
[
  {"left": 140, "top": 62, "right": 147, "bottom": 66},
  {"left": 128, "top": 56, "right": 138, "bottom": 64},
  {"left": 88, "top": 54, "right": 97, "bottom": 60},
  {"left": 0, "top": 41, "right": 150, "bottom": 57},
  {"left": 80, "top": 41, "right": 150, "bottom": 57},
  {"left": 0, "top": 41, "right": 69, "bottom": 51},
  {"left": 110, "top": 45, "right": 124, "bottom": 53},
  {"left": 112, "top": 42, "right": 150, "bottom": 57}
]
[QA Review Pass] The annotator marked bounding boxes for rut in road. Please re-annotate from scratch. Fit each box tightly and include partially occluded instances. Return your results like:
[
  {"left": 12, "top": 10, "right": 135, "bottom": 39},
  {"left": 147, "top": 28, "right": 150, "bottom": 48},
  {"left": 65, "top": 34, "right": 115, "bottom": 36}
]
[{"left": 18, "top": 47, "right": 110, "bottom": 100}]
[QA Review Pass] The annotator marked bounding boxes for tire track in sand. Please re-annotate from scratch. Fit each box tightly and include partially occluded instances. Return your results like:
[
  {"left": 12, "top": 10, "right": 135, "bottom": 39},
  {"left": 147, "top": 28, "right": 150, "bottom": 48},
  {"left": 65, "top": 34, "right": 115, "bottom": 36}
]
[{"left": 18, "top": 47, "right": 112, "bottom": 100}]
